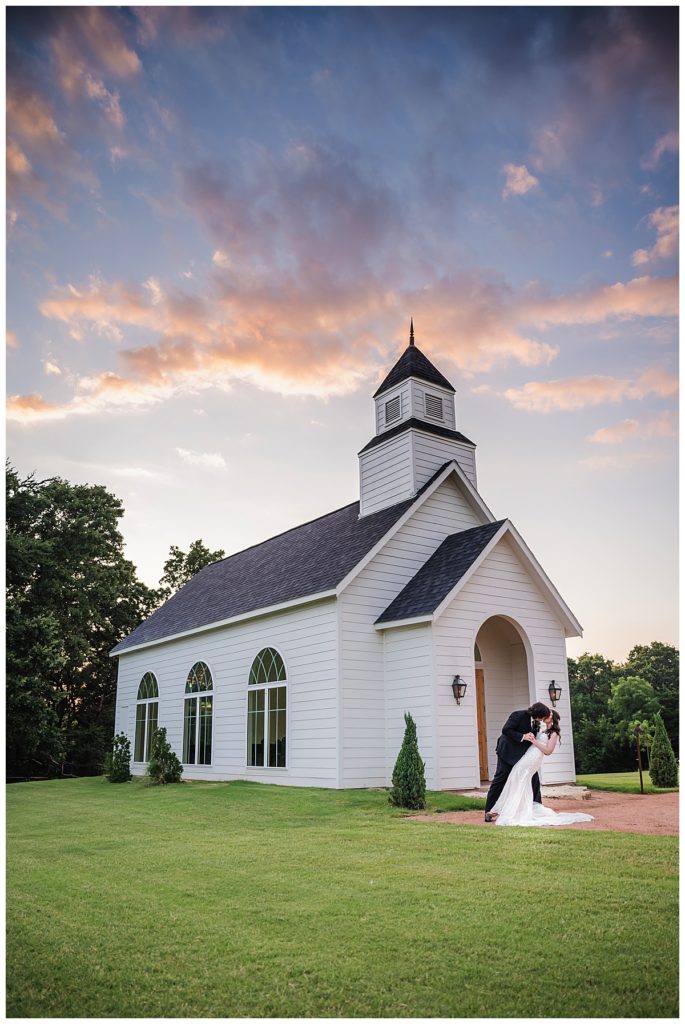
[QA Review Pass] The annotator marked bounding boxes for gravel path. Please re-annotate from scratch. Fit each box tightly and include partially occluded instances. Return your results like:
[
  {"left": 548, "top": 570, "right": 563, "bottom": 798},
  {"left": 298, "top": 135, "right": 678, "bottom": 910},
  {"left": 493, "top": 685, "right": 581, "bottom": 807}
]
[{"left": 410, "top": 791, "right": 678, "bottom": 836}]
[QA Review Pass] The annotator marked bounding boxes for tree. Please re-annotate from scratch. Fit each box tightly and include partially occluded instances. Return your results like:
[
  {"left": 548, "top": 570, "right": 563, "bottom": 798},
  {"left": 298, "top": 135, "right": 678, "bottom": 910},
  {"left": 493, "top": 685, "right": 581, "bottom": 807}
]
[
  {"left": 608, "top": 676, "right": 661, "bottom": 750},
  {"left": 568, "top": 654, "right": 626, "bottom": 772},
  {"left": 649, "top": 713, "right": 678, "bottom": 788},
  {"left": 571, "top": 715, "right": 628, "bottom": 774},
  {"left": 6, "top": 464, "right": 158, "bottom": 777},
  {"left": 147, "top": 727, "right": 183, "bottom": 784},
  {"left": 389, "top": 712, "right": 426, "bottom": 809},
  {"left": 104, "top": 732, "right": 132, "bottom": 783},
  {"left": 157, "top": 539, "right": 226, "bottom": 601},
  {"left": 623, "top": 643, "right": 679, "bottom": 756}
]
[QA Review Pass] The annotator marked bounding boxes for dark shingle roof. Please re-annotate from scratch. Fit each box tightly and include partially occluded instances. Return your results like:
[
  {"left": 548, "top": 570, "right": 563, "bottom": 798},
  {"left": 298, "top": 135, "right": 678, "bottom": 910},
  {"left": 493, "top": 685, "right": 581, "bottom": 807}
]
[
  {"left": 112, "top": 500, "right": 411, "bottom": 654},
  {"left": 359, "top": 416, "right": 475, "bottom": 454},
  {"left": 373, "top": 344, "right": 456, "bottom": 398},
  {"left": 111, "top": 462, "right": 456, "bottom": 655},
  {"left": 375, "top": 520, "right": 506, "bottom": 624}
]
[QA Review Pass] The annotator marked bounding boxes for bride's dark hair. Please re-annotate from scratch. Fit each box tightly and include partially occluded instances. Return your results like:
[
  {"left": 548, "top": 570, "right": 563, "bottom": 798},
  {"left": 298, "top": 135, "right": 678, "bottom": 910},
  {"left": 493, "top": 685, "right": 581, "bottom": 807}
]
[{"left": 546, "top": 710, "right": 561, "bottom": 742}]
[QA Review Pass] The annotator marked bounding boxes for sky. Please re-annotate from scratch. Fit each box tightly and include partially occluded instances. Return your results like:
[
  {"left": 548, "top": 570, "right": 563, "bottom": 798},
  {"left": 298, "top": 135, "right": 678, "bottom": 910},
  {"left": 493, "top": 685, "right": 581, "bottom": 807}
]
[{"left": 6, "top": 6, "right": 679, "bottom": 662}]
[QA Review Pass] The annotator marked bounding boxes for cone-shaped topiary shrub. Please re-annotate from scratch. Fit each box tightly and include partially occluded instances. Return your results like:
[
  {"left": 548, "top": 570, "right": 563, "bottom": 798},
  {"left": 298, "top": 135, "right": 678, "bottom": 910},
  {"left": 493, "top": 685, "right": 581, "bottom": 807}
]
[
  {"left": 104, "top": 732, "right": 132, "bottom": 783},
  {"left": 649, "top": 712, "right": 678, "bottom": 788},
  {"left": 147, "top": 727, "right": 183, "bottom": 785},
  {"left": 389, "top": 712, "right": 426, "bottom": 809}
]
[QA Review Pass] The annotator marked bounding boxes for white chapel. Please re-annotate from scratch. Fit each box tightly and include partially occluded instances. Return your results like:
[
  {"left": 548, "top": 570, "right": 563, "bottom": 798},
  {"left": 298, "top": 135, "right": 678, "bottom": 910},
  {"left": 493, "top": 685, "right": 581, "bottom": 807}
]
[{"left": 113, "top": 325, "right": 582, "bottom": 789}]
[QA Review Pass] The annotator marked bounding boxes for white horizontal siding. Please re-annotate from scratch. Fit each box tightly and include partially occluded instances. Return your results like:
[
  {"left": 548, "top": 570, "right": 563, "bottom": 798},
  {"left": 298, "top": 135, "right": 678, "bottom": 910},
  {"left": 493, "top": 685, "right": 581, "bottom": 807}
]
[
  {"left": 433, "top": 536, "right": 576, "bottom": 790},
  {"left": 359, "top": 430, "right": 414, "bottom": 515},
  {"left": 114, "top": 597, "right": 339, "bottom": 787},
  {"left": 340, "top": 477, "right": 485, "bottom": 787},
  {"left": 384, "top": 624, "right": 436, "bottom": 787},
  {"left": 412, "top": 431, "right": 477, "bottom": 490}
]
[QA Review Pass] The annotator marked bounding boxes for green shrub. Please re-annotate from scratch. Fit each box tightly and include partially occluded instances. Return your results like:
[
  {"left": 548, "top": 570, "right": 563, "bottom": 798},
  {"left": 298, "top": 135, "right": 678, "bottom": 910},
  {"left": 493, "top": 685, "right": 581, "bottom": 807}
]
[
  {"left": 649, "top": 713, "right": 678, "bottom": 788},
  {"left": 104, "top": 732, "right": 132, "bottom": 783},
  {"left": 147, "top": 727, "right": 183, "bottom": 785},
  {"left": 389, "top": 712, "right": 426, "bottom": 809}
]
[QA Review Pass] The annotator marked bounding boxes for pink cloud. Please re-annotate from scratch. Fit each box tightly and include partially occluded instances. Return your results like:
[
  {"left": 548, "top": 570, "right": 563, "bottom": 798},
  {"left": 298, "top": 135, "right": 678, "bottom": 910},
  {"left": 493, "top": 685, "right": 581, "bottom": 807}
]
[
  {"left": 6, "top": 393, "right": 63, "bottom": 422},
  {"left": 588, "top": 410, "right": 677, "bottom": 445},
  {"left": 6, "top": 78, "right": 97, "bottom": 219},
  {"left": 57, "top": 8, "right": 141, "bottom": 79},
  {"left": 504, "top": 368, "right": 678, "bottom": 413},
  {"left": 28, "top": 254, "right": 680, "bottom": 424},
  {"left": 518, "top": 274, "right": 678, "bottom": 327},
  {"left": 641, "top": 130, "right": 679, "bottom": 170},
  {"left": 632, "top": 206, "right": 679, "bottom": 266},
  {"left": 501, "top": 163, "right": 539, "bottom": 199}
]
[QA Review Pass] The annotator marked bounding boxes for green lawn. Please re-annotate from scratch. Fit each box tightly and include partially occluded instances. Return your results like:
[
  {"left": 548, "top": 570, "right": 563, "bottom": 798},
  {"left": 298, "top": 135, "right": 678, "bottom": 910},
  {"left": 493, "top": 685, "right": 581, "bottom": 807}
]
[
  {"left": 7, "top": 778, "right": 678, "bottom": 1018},
  {"left": 577, "top": 771, "right": 679, "bottom": 794}
]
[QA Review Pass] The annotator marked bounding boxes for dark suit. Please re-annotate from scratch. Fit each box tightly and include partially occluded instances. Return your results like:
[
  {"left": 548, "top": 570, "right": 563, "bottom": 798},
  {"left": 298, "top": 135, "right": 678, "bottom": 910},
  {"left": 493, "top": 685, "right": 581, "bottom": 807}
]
[{"left": 484, "top": 709, "right": 542, "bottom": 813}]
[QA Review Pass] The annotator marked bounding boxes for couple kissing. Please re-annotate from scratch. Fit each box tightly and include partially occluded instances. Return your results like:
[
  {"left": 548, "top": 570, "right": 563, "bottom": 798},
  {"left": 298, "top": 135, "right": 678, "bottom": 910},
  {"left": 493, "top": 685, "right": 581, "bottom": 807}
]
[{"left": 482, "top": 702, "right": 593, "bottom": 828}]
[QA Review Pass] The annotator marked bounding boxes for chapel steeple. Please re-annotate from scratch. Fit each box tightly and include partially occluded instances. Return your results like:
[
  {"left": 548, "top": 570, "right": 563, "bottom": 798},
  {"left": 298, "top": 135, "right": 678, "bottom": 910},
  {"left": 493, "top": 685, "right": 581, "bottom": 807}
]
[{"left": 358, "top": 323, "right": 477, "bottom": 517}]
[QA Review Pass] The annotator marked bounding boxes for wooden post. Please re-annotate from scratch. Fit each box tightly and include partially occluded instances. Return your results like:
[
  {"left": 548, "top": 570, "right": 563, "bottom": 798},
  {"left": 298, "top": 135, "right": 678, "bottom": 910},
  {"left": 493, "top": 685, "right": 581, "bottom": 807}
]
[{"left": 634, "top": 724, "right": 645, "bottom": 794}]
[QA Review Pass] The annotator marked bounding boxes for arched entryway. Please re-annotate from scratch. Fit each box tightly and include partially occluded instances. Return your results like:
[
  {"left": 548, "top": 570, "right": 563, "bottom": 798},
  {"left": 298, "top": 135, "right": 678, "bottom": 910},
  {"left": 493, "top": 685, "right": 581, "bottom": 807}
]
[{"left": 473, "top": 615, "right": 533, "bottom": 784}]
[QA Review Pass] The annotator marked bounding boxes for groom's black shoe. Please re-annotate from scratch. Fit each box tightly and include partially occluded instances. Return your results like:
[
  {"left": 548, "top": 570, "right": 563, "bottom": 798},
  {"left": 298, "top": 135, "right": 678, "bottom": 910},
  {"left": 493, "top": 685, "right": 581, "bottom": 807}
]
[{"left": 484, "top": 812, "right": 498, "bottom": 822}]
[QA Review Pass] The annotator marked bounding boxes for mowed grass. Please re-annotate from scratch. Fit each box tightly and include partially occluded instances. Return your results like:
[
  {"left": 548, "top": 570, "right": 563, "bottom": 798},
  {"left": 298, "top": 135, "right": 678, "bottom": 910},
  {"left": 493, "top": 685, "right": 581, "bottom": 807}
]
[
  {"left": 578, "top": 771, "right": 679, "bottom": 794},
  {"left": 7, "top": 778, "right": 678, "bottom": 1018}
]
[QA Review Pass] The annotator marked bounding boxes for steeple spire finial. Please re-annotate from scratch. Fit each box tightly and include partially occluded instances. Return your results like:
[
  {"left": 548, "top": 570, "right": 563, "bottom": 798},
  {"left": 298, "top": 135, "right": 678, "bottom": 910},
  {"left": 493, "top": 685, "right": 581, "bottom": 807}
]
[{"left": 409, "top": 318, "right": 415, "bottom": 347}]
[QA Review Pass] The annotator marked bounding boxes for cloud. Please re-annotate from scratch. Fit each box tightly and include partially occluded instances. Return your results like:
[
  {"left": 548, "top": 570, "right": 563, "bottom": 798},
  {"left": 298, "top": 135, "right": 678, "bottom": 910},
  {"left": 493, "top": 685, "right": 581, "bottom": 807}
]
[
  {"left": 504, "top": 368, "right": 678, "bottom": 413},
  {"left": 6, "top": 76, "right": 97, "bottom": 218},
  {"left": 588, "top": 410, "right": 677, "bottom": 444},
  {"left": 501, "top": 163, "right": 539, "bottom": 199},
  {"left": 43, "top": 359, "right": 62, "bottom": 376},
  {"left": 175, "top": 447, "right": 227, "bottom": 470},
  {"left": 51, "top": 30, "right": 128, "bottom": 135},
  {"left": 6, "top": 329, "right": 19, "bottom": 349},
  {"left": 53, "top": 8, "right": 141, "bottom": 80},
  {"left": 632, "top": 206, "right": 679, "bottom": 266},
  {"left": 580, "top": 451, "right": 666, "bottom": 472},
  {"left": 641, "top": 129, "right": 678, "bottom": 169},
  {"left": 406, "top": 273, "right": 558, "bottom": 374},
  {"left": 517, "top": 274, "right": 678, "bottom": 327},
  {"left": 212, "top": 250, "right": 231, "bottom": 269},
  {"left": 6, "top": 393, "right": 63, "bottom": 422},
  {"left": 6, "top": 372, "right": 176, "bottom": 424},
  {"left": 40, "top": 276, "right": 168, "bottom": 341},
  {"left": 24, "top": 255, "right": 679, "bottom": 425}
]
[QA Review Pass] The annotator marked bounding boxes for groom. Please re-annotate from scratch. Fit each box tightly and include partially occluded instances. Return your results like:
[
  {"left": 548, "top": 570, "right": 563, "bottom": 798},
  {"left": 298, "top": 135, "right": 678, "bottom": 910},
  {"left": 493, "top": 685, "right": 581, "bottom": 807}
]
[{"left": 483, "top": 702, "right": 551, "bottom": 822}]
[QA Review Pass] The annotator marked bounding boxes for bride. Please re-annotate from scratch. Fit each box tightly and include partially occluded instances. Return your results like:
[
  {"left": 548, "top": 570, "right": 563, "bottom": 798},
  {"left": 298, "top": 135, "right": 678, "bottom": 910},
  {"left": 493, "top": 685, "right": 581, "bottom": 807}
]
[{"left": 492, "top": 710, "right": 594, "bottom": 827}]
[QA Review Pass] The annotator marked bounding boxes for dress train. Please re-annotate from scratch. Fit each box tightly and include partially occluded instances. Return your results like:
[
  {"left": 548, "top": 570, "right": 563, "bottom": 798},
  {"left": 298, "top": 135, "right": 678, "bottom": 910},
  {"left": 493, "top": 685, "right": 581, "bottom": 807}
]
[{"left": 492, "top": 734, "right": 594, "bottom": 827}]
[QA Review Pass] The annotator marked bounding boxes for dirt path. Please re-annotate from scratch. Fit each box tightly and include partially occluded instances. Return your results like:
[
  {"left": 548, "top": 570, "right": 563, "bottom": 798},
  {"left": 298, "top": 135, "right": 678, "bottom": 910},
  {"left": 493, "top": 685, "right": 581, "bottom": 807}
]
[{"left": 410, "top": 791, "right": 678, "bottom": 836}]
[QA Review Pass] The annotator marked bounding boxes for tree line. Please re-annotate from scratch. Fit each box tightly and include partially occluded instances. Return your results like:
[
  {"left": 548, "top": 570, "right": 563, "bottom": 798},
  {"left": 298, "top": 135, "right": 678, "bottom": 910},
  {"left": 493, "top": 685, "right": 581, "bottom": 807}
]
[
  {"left": 6, "top": 464, "right": 679, "bottom": 780},
  {"left": 6, "top": 464, "right": 224, "bottom": 778},
  {"left": 568, "top": 645, "right": 678, "bottom": 774}
]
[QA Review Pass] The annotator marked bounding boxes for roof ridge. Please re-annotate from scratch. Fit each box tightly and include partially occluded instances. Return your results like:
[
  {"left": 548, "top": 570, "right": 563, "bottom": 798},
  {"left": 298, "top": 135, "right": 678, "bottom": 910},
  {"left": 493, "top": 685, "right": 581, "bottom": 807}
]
[{"left": 444, "top": 518, "right": 506, "bottom": 539}]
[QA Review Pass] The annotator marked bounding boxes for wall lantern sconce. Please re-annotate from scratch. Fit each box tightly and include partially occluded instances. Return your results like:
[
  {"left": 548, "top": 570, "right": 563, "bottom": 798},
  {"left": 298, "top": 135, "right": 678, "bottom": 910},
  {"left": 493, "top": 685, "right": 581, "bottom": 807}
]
[
  {"left": 452, "top": 675, "right": 467, "bottom": 705},
  {"left": 548, "top": 681, "right": 562, "bottom": 707}
]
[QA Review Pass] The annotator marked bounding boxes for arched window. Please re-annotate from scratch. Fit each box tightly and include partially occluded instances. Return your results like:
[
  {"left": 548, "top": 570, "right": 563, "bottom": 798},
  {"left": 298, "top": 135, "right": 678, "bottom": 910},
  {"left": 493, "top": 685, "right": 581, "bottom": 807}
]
[
  {"left": 247, "top": 648, "right": 287, "bottom": 768},
  {"left": 134, "top": 672, "right": 159, "bottom": 762},
  {"left": 474, "top": 642, "right": 482, "bottom": 663},
  {"left": 183, "top": 662, "right": 213, "bottom": 765}
]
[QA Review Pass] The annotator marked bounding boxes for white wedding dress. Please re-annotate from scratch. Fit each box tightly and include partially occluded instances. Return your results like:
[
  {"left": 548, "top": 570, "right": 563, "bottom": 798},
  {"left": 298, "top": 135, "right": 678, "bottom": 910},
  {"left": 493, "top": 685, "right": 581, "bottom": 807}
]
[{"left": 492, "top": 731, "right": 594, "bottom": 828}]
